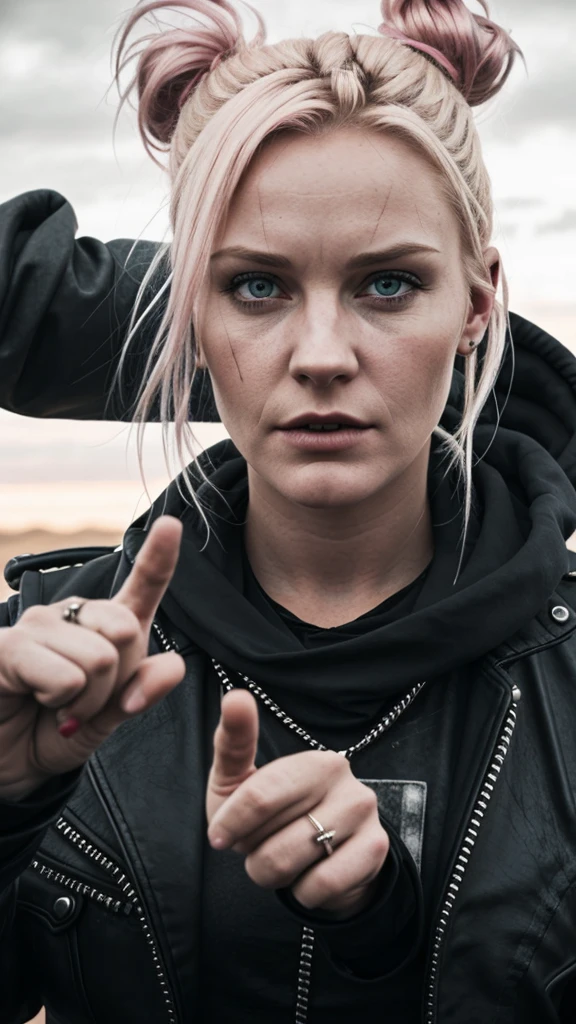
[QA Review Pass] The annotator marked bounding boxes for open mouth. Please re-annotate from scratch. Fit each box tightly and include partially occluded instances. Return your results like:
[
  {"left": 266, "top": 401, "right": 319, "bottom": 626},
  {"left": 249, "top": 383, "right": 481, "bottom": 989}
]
[
  {"left": 288, "top": 423, "right": 369, "bottom": 432},
  {"left": 302, "top": 423, "right": 352, "bottom": 431}
]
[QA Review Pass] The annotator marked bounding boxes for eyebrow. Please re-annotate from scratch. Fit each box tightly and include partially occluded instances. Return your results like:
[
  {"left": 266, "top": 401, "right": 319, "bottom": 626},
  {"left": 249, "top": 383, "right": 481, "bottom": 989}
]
[{"left": 210, "top": 243, "right": 441, "bottom": 269}]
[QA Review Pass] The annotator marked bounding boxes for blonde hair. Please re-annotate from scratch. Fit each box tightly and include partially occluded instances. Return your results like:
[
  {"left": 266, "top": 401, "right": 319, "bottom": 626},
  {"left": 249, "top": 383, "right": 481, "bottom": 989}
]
[{"left": 114, "top": 0, "right": 522, "bottom": 548}]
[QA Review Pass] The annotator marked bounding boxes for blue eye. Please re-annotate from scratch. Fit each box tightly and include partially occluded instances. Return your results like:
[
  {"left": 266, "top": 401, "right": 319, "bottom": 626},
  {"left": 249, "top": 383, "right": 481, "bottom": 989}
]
[
  {"left": 236, "top": 276, "right": 280, "bottom": 300},
  {"left": 222, "top": 269, "right": 421, "bottom": 309},
  {"left": 366, "top": 275, "right": 413, "bottom": 298}
]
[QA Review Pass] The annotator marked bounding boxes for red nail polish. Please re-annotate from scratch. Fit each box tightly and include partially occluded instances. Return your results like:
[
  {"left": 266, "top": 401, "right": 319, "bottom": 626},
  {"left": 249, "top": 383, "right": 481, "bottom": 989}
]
[{"left": 58, "top": 716, "right": 80, "bottom": 738}]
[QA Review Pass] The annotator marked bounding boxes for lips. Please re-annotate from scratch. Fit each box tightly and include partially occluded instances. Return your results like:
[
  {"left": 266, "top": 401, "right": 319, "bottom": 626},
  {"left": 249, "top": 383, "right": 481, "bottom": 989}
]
[{"left": 279, "top": 413, "right": 370, "bottom": 431}]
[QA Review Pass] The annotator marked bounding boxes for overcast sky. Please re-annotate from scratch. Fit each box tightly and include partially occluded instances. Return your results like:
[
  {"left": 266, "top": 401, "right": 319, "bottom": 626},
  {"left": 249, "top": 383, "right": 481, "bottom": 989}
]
[
  {"left": 1, "top": 0, "right": 575, "bottom": 312},
  {"left": 0, "top": 0, "right": 575, "bottom": 525}
]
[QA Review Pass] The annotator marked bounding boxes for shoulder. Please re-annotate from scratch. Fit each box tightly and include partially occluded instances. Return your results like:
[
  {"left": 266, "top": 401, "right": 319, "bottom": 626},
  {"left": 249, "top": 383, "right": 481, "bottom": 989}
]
[{"left": 1, "top": 544, "right": 125, "bottom": 624}]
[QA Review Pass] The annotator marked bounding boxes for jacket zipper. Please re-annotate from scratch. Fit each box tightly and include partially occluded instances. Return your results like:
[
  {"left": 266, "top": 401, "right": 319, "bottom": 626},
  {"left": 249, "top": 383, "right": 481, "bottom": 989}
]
[
  {"left": 423, "top": 688, "right": 519, "bottom": 1023},
  {"left": 153, "top": 618, "right": 522, "bottom": 1023},
  {"left": 54, "top": 815, "right": 178, "bottom": 1024},
  {"left": 29, "top": 856, "right": 133, "bottom": 915},
  {"left": 152, "top": 619, "right": 179, "bottom": 653}
]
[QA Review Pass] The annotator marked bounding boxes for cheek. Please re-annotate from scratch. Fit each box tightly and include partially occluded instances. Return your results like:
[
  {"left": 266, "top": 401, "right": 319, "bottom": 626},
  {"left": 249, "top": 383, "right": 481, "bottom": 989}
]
[
  {"left": 370, "top": 329, "right": 458, "bottom": 437},
  {"left": 199, "top": 314, "right": 279, "bottom": 432}
]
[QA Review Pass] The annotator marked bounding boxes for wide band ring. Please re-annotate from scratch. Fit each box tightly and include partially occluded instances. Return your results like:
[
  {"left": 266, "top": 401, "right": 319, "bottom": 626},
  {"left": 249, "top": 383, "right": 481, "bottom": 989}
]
[
  {"left": 62, "top": 601, "right": 86, "bottom": 625},
  {"left": 307, "top": 813, "right": 336, "bottom": 857}
]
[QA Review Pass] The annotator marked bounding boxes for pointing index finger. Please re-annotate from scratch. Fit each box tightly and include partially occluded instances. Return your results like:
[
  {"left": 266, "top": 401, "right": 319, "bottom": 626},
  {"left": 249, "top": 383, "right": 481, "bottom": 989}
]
[{"left": 113, "top": 516, "right": 183, "bottom": 626}]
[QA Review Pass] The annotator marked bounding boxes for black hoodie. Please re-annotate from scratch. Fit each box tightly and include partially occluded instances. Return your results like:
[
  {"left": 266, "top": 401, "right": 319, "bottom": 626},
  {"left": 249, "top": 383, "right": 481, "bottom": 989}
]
[{"left": 126, "top": 320, "right": 576, "bottom": 720}]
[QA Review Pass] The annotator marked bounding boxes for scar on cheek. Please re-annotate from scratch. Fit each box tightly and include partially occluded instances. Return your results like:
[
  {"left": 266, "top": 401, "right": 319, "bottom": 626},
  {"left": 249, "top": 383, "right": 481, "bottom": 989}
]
[{"left": 226, "top": 334, "right": 244, "bottom": 382}]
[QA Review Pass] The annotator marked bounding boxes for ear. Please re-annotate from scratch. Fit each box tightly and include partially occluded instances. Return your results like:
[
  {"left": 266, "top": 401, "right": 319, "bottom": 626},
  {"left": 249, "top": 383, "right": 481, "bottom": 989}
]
[{"left": 457, "top": 247, "right": 500, "bottom": 357}]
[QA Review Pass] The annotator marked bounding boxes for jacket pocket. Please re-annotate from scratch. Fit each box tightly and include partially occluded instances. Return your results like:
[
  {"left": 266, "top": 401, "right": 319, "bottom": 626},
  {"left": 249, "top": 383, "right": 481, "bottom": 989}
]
[
  {"left": 17, "top": 855, "right": 175, "bottom": 1024},
  {"left": 18, "top": 866, "right": 98, "bottom": 1024}
]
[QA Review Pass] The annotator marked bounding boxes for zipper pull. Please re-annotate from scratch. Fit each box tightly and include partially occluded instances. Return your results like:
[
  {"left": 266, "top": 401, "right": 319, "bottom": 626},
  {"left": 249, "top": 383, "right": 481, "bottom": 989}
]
[{"left": 511, "top": 685, "right": 522, "bottom": 702}]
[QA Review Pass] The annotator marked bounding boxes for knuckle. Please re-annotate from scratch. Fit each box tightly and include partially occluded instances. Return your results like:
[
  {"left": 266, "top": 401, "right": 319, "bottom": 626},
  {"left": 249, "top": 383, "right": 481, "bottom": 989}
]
[
  {"left": 319, "top": 749, "right": 349, "bottom": 776},
  {"left": 313, "top": 873, "right": 339, "bottom": 904},
  {"left": 246, "top": 784, "right": 273, "bottom": 817},
  {"left": 366, "top": 828, "right": 390, "bottom": 864},
  {"left": 19, "top": 604, "right": 50, "bottom": 626},
  {"left": 243, "top": 853, "right": 262, "bottom": 886},
  {"left": 41, "top": 677, "right": 87, "bottom": 709},
  {"left": 88, "top": 647, "right": 120, "bottom": 677},
  {"left": 264, "top": 847, "right": 292, "bottom": 886},
  {"left": 358, "top": 784, "right": 379, "bottom": 814},
  {"left": 246, "top": 846, "right": 293, "bottom": 889},
  {"left": 0, "top": 628, "right": 20, "bottom": 658},
  {"left": 307, "top": 749, "right": 348, "bottom": 778},
  {"left": 106, "top": 612, "right": 140, "bottom": 648}
]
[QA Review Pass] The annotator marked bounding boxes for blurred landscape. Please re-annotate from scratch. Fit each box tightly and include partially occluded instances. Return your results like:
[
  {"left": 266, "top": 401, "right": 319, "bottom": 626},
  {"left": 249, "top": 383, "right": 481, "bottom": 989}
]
[{"left": 0, "top": 422, "right": 229, "bottom": 601}]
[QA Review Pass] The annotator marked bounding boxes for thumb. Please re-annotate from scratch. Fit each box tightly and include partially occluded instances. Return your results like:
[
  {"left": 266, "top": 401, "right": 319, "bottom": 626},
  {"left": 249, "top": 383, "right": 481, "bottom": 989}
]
[{"left": 206, "top": 689, "right": 259, "bottom": 821}]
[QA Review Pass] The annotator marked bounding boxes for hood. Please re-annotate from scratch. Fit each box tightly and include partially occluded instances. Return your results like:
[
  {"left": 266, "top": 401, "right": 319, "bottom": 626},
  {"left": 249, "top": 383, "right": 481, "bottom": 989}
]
[{"left": 123, "top": 313, "right": 576, "bottom": 714}]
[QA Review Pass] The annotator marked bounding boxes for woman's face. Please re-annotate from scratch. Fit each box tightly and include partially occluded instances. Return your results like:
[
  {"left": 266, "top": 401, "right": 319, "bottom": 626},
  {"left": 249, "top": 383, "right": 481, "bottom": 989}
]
[{"left": 201, "top": 127, "right": 495, "bottom": 513}]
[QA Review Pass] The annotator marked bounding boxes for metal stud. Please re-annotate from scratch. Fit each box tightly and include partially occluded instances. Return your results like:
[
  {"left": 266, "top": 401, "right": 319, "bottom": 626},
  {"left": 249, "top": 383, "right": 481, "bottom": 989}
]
[
  {"left": 551, "top": 605, "right": 570, "bottom": 623},
  {"left": 53, "top": 896, "right": 74, "bottom": 920}
]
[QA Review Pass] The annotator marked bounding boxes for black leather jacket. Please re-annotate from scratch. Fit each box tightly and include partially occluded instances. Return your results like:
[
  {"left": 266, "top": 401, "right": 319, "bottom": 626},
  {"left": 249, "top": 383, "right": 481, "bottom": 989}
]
[{"left": 1, "top": 545, "right": 576, "bottom": 1023}]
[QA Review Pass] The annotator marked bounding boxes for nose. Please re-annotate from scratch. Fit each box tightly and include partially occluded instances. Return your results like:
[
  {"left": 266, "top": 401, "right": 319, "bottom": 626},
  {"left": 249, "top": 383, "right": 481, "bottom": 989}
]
[{"left": 288, "top": 300, "right": 359, "bottom": 389}]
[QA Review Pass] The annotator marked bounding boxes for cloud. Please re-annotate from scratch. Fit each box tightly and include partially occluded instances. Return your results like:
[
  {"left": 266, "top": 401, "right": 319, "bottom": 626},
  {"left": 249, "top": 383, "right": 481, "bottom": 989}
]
[
  {"left": 498, "top": 196, "right": 543, "bottom": 210},
  {"left": 537, "top": 210, "right": 576, "bottom": 235},
  {"left": 1, "top": 0, "right": 575, "bottom": 146},
  {"left": 502, "top": 69, "right": 576, "bottom": 136}
]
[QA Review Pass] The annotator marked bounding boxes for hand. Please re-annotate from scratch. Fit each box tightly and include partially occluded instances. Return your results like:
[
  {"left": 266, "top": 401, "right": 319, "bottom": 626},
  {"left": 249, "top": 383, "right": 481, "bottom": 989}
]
[
  {"left": 0, "top": 516, "right": 186, "bottom": 802},
  {"left": 206, "top": 689, "right": 390, "bottom": 918}
]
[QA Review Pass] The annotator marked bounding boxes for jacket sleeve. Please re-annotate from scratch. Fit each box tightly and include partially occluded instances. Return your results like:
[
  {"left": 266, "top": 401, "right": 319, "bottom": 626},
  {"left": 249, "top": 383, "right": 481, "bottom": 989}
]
[
  {"left": 275, "top": 817, "right": 423, "bottom": 981},
  {"left": 0, "top": 188, "right": 217, "bottom": 422},
  {"left": 0, "top": 596, "right": 85, "bottom": 1021}
]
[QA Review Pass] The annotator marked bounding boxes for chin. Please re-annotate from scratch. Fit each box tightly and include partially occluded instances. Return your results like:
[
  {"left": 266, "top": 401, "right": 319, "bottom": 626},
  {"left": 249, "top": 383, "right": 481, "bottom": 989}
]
[{"left": 275, "top": 466, "right": 381, "bottom": 510}]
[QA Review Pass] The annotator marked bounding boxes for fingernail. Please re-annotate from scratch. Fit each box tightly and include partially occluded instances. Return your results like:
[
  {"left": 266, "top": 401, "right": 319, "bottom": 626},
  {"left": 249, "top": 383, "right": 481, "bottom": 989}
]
[
  {"left": 122, "top": 686, "right": 146, "bottom": 714},
  {"left": 58, "top": 716, "right": 80, "bottom": 738}
]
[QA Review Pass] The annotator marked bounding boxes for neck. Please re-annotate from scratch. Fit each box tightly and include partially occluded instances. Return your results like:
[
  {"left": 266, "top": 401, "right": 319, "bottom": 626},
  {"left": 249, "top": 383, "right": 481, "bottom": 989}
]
[{"left": 244, "top": 463, "right": 433, "bottom": 629}]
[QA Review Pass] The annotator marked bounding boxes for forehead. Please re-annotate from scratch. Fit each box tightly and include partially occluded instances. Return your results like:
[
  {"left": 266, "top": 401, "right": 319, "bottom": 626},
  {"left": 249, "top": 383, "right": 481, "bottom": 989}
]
[{"left": 219, "top": 128, "right": 456, "bottom": 254}]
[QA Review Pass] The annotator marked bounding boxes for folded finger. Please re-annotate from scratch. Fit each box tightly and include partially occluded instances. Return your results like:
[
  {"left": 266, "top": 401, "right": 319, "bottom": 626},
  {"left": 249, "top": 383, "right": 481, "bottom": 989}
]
[
  {"left": 289, "top": 828, "right": 389, "bottom": 911},
  {"left": 28, "top": 623, "right": 120, "bottom": 722},
  {"left": 242, "top": 807, "right": 356, "bottom": 889},
  {"left": 209, "top": 750, "right": 345, "bottom": 848},
  {"left": 58, "top": 599, "right": 141, "bottom": 651},
  {"left": 0, "top": 636, "right": 87, "bottom": 708}
]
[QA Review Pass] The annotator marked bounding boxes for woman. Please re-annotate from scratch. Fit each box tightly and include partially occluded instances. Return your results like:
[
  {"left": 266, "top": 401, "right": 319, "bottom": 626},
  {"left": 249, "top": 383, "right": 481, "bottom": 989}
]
[{"left": 1, "top": 1, "right": 576, "bottom": 1022}]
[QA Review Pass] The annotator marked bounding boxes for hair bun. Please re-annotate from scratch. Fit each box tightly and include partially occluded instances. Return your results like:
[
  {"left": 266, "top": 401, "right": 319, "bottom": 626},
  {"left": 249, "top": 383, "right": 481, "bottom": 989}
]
[
  {"left": 115, "top": 0, "right": 264, "bottom": 157},
  {"left": 379, "top": 0, "right": 523, "bottom": 106}
]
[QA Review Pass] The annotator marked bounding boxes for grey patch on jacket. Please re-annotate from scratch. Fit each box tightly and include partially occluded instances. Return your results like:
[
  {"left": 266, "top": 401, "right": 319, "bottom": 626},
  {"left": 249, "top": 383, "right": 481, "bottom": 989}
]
[{"left": 359, "top": 779, "right": 427, "bottom": 873}]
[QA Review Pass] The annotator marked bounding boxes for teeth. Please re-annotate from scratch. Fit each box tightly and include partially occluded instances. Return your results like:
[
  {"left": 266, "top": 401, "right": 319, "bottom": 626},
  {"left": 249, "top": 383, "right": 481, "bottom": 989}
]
[{"left": 307, "top": 423, "right": 341, "bottom": 431}]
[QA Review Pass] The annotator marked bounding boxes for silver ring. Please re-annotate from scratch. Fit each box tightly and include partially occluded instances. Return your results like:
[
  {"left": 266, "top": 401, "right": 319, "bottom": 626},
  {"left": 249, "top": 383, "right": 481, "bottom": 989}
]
[
  {"left": 307, "top": 813, "right": 336, "bottom": 857},
  {"left": 62, "top": 601, "right": 86, "bottom": 625}
]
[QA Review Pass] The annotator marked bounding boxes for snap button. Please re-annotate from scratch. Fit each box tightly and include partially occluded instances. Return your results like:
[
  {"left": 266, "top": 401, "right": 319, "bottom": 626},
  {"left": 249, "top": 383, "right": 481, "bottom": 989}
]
[
  {"left": 551, "top": 605, "right": 570, "bottom": 624},
  {"left": 53, "top": 895, "right": 75, "bottom": 920}
]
